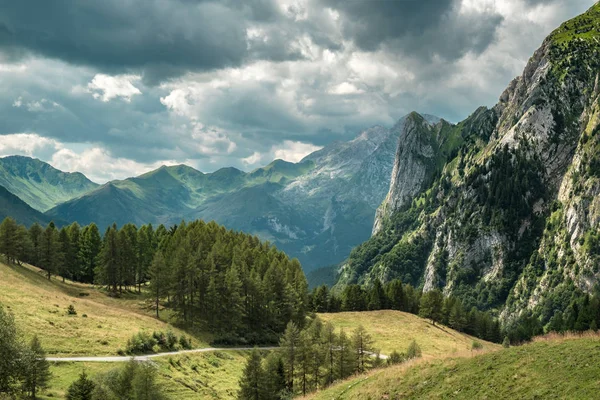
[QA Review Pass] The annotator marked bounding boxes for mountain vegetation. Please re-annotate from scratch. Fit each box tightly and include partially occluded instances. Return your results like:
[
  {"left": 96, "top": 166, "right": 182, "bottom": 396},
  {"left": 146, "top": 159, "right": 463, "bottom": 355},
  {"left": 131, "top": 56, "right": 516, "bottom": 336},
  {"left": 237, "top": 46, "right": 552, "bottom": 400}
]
[
  {"left": 0, "top": 156, "right": 98, "bottom": 212},
  {"left": 336, "top": 3, "right": 600, "bottom": 340},
  {"left": 0, "top": 185, "right": 54, "bottom": 226},
  {"left": 308, "top": 333, "right": 600, "bottom": 400}
]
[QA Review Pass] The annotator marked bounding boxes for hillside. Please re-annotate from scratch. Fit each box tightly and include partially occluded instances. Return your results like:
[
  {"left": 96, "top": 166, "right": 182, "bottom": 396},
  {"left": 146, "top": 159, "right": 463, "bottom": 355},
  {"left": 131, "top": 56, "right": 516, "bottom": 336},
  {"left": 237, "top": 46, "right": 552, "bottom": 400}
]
[
  {"left": 337, "top": 3, "right": 600, "bottom": 327},
  {"left": 319, "top": 310, "right": 498, "bottom": 356},
  {"left": 0, "top": 185, "right": 53, "bottom": 226},
  {"left": 309, "top": 334, "right": 600, "bottom": 400},
  {"left": 0, "top": 261, "right": 204, "bottom": 356},
  {"left": 0, "top": 156, "right": 97, "bottom": 212}
]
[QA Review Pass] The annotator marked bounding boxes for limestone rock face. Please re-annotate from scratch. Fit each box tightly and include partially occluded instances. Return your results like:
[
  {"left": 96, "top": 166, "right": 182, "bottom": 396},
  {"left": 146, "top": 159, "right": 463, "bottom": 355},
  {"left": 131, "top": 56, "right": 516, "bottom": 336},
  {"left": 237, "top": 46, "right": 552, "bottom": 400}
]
[{"left": 338, "top": 4, "right": 600, "bottom": 323}]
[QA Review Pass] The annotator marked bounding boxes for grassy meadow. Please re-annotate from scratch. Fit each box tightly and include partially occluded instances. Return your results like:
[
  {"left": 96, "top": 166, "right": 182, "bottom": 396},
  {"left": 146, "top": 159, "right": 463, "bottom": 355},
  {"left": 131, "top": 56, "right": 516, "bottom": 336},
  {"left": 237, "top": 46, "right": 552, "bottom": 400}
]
[
  {"left": 308, "top": 332, "right": 600, "bottom": 400},
  {"left": 0, "top": 261, "right": 208, "bottom": 356},
  {"left": 319, "top": 310, "right": 498, "bottom": 356}
]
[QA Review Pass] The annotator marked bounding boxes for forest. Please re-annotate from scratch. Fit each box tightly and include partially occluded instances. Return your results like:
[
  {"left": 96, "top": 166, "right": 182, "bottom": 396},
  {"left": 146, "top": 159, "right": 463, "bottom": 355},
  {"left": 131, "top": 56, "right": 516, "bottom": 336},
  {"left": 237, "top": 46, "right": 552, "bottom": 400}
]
[{"left": 0, "top": 217, "right": 308, "bottom": 344}]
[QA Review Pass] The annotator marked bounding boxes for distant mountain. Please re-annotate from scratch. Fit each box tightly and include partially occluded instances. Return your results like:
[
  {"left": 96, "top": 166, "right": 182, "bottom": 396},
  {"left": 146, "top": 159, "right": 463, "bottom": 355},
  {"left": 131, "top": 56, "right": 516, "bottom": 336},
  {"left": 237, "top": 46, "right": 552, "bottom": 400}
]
[
  {"left": 0, "top": 156, "right": 98, "bottom": 212},
  {"left": 0, "top": 185, "right": 53, "bottom": 226},
  {"left": 45, "top": 116, "right": 434, "bottom": 272}
]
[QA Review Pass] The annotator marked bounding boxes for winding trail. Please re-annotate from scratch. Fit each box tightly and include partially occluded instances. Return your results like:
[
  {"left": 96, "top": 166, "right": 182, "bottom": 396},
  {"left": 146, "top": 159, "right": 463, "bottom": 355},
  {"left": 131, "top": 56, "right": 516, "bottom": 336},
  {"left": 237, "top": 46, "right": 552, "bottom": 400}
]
[
  {"left": 47, "top": 347, "right": 388, "bottom": 363},
  {"left": 46, "top": 346, "right": 279, "bottom": 363}
]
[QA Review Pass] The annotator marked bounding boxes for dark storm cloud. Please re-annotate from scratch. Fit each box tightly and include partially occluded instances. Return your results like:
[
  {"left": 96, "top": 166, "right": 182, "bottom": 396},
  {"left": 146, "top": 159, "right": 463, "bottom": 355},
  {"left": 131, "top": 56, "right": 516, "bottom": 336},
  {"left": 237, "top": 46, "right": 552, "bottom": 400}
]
[
  {"left": 0, "top": 0, "right": 287, "bottom": 83},
  {"left": 324, "top": 0, "right": 503, "bottom": 60}
]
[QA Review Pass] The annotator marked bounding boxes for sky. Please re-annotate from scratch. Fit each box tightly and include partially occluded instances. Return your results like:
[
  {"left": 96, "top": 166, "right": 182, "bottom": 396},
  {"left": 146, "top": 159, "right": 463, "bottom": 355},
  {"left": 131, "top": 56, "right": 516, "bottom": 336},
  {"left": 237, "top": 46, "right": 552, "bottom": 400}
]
[{"left": 0, "top": 0, "right": 595, "bottom": 183}]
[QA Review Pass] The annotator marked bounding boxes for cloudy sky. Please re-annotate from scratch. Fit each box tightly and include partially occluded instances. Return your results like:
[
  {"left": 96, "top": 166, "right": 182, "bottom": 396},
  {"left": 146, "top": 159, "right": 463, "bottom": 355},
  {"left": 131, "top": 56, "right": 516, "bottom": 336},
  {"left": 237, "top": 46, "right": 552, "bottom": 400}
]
[{"left": 0, "top": 0, "right": 594, "bottom": 183}]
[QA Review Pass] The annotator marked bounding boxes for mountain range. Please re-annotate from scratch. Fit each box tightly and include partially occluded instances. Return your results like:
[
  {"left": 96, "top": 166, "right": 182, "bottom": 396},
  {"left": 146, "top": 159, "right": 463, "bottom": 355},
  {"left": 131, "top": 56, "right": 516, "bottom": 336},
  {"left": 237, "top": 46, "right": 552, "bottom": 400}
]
[
  {"left": 0, "top": 115, "right": 437, "bottom": 272},
  {"left": 338, "top": 3, "right": 600, "bottom": 325}
]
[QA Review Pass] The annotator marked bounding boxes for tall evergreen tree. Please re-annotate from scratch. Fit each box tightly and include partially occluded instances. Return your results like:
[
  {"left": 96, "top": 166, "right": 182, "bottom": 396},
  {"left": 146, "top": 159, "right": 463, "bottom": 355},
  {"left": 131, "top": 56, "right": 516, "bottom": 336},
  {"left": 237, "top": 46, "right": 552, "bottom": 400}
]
[
  {"left": 238, "top": 348, "right": 265, "bottom": 400},
  {"left": 39, "top": 222, "right": 61, "bottom": 280},
  {"left": 351, "top": 325, "right": 375, "bottom": 373},
  {"left": 280, "top": 321, "right": 301, "bottom": 392},
  {"left": 78, "top": 224, "right": 101, "bottom": 284},
  {"left": 22, "top": 335, "right": 51, "bottom": 399},
  {"left": 419, "top": 289, "right": 444, "bottom": 325},
  {"left": 148, "top": 251, "right": 168, "bottom": 319},
  {"left": 0, "top": 217, "right": 19, "bottom": 264}
]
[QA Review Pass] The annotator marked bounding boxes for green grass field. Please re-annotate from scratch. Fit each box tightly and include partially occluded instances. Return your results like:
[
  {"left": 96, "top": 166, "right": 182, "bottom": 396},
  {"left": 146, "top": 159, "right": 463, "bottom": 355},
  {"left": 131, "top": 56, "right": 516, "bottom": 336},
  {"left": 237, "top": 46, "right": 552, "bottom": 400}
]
[
  {"left": 308, "top": 333, "right": 600, "bottom": 400},
  {"left": 318, "top": 310, "right": 498, "bottom": 356},
  {"left": 0, "top": 261, "right": 208, "bottom": 356},
  {"left": 42, "top": 350, "right": 260, "bottom": 400}
]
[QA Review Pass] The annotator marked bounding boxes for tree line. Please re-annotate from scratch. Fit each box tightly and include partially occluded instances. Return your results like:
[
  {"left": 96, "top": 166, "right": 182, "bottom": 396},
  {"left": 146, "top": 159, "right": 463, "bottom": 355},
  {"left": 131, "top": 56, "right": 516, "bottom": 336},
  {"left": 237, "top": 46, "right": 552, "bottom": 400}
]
[
  {"left": 0, "top": 217, "right": 308, "bottom": 343},
  {"left": 238, "top": 317, "right": 389, "bottom": 399},
  {"left": 309, "top": 282, "right": 502, "bottom": 344}
]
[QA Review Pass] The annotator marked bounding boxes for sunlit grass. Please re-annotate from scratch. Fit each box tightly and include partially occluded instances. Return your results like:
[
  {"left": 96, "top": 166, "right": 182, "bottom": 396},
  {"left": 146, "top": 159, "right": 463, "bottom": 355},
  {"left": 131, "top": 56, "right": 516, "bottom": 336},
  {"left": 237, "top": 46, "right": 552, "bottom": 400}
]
[
  {"left": 0, "top": 261, "right": 209, "bottom": 356},
  {"left": 318, "top": 310, "right": 498, "bottom": 356}
]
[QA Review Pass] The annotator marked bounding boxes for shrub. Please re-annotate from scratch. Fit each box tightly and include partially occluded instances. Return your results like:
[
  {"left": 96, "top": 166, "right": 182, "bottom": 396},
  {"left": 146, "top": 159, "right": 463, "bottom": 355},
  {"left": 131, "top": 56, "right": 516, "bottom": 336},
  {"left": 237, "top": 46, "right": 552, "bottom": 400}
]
[
  {"left": 179, "top": 336, "right": 192, "bottom": 350},
  {"left": 472, "top": 340, "right": 483, "bottom": 351},
  {"left": 387, "top": 350, "right": 405, "bottom": 365},
  {"left": 406, "top": 340, "right": 422, "bottom": 359},
  {"left": 502, "top": 336, "right": 510, "bottom": 348},
  {"left": 67, "top": 305, "right": 77, "bottom": 315},
  {"left": 166, "top": 331, "right": 178, "bottom": 350}
]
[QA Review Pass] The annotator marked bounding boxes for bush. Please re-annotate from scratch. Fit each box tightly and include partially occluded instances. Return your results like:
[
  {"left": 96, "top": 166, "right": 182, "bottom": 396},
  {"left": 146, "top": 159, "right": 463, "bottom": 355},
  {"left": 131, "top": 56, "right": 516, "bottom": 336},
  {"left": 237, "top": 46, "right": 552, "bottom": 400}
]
[
  {"left": 179, "top": 336, "right": 192, "bottom": 350},
  {"left": 125, "top": 330, "right": 192, "bottom": 355},
  {"left": 67, "top": 305, "right": 77, "bottom": 315},
  {"left": 472, "top": 340, "right": 483, "bottom": 351},
  {"left": 166, "top": 331, "right": 178, "bottom": 350},
  {"left": 386, "top": 350, "right": 405, "bottom": 365},
  {"left": 406, "top": 340, "right": 422, "bottom": 359},
  {"left": 502, "top": 336, "right": 510, "bottom": 348}
]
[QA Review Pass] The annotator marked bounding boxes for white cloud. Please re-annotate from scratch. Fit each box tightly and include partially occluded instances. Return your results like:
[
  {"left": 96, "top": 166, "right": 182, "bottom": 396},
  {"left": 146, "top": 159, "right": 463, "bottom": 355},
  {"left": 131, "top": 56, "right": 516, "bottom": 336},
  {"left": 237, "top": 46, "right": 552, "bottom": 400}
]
[
  {"left": 51, "top": 147, "right": 178, "bottom": 183},
  {"left": 273, "top": 140, "right": 322, "bottom": 163},
  {"left": 0, "top": 133, "right": 63, "bottom": 158},
  {"left": 329, "top": 82, "right": 365, "bottom": 95},
  {"left": 87, "top": 74, "right": 142, "bottom": 102},
  {"left": 242, "top": 151, "right": 263, "bottom": 165},
  {"left": 12, "top": 97, "right": 61, "bottom": 112}
]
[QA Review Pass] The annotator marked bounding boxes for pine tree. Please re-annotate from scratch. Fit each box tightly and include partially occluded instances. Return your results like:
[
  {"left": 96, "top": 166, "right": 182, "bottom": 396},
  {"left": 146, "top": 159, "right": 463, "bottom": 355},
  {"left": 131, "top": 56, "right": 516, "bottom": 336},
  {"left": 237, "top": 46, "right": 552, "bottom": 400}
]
[
  {"left": 263, "top": 353, "right": 287, "bottom": 400},
  {"left": 0, "top": 305, "right": 21, "bottom": 395},
  {"left": 238, "top": 348, "right": 265, "bottom": 400},
  {"left": 149, "top": 252, "right": 168, "bottom": 319},
  {"left": 0, "top": 217, "right": 19, "bottom": 263},
  {"left": 28, "top": 223, "right": 44, "bottom": 267},
  {"left": 66, "top": 371, "right": 95, "bottom": 400},
  {"left": 280, "top": 321, "right": 300, "bottom": 392},
  {"left": 419, "top": 289, "right": 444, "bottom": 325},
  {"left": 78, "top": 224, "right": 101, "bottom": 284},
  {"left": 351, "top": 325, "right": 374, "bottom": 373},
  {"left": 367, "top": 280, "right": 386, "bottom": 310},
  {"left": 337, "top": 329, "right": 353, "bottom": 379},
  {"left": 385, "top": 279, "right": 404, "bottom": 311},
  {"left": 39, "top": 222, "right": 61, "bottom": 280},
  {"left": 22, "top": 335, "right": 51, "bottom": 399},
  {"left": 323, "top": 322, "right": 338, "bottom": 385},
  {"left": 58, "top": 227, "right": 71, "bottom": 282},
  {"left": 97, "top": 226, "right": 119, "bottom": 292},
  {"left": 131, "top": 362, "right": 165, "bottom": 400}
]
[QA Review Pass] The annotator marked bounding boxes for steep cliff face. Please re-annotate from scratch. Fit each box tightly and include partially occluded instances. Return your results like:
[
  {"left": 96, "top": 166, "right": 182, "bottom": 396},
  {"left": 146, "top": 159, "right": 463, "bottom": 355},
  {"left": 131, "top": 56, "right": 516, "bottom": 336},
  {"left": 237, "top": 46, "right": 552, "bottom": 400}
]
[
  {"left": 339, "top": 3, "right": 600, "bottom": 324},
  {"left": 373, "top": 113, "right": 459, "bottom": 234}
]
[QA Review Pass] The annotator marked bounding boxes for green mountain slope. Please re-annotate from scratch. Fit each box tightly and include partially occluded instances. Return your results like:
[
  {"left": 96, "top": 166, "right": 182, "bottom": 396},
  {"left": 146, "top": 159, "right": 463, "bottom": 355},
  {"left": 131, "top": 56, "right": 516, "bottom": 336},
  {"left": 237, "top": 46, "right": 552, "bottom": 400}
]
[
  {"left": 338, "top": 3, "right": 600, "bottom": 326},
  {"left": 0, "top": 156, "right": 98, "bottom": 211},
  {"left": 309, "top": 335, "right": 600, "bottom": 400},
  {"left": 0, "top": 185, "right": 53, "bottom": 226}
]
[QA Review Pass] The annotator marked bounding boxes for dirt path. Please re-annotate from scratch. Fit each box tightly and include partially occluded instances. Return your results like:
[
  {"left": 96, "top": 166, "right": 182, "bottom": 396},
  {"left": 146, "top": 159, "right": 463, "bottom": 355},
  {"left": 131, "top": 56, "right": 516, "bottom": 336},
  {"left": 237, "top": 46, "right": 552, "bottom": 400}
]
[{"left": 46, "top": 346, "right": 279, "bottom": 362}]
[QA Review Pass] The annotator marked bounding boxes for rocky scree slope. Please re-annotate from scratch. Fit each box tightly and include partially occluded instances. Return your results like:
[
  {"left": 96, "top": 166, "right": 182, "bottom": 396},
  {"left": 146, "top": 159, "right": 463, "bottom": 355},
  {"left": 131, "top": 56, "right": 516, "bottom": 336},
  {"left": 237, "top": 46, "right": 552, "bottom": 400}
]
[{"left": 338, "top": 3, "right": 600, "bottom": 324}]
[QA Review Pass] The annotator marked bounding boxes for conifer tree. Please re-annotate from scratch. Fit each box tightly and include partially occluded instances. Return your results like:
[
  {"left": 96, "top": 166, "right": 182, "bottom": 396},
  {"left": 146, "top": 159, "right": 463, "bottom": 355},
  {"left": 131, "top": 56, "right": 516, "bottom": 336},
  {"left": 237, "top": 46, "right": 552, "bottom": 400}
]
[
  {"left": 351, "top": 325, "right": 374, "bottom": 373},
  {"left": 22, "top": 335, "right": 51, "bottom": 399},
  {"left": 280, "top": 321, "right": 301, "bottom": 392},
  {"left": 66, "top": 371, "right": 95, "bottom": 400},
  {"left": 39, "top": 222, "right": 61, "bottom": 280},
  {"left": 419, "top": 289, "right": 444, "bottom": 325},
  {"left": 0, "top": 217, "right": 19, "bottom": 263},
  {"left": 28, "top": 223, "right": 44, "bottom": 267},
  {"left": 79, "top": 224, "right": 101, "bottom": 284},
  {"left": 238, "top": 348, "right": 265, "bottom": 400},
  {"left": 149, "top": 251, "right": 168, "bottom": 319},
  {"left": 337, "top": 329, "right": 353, "bottom": 379}
]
